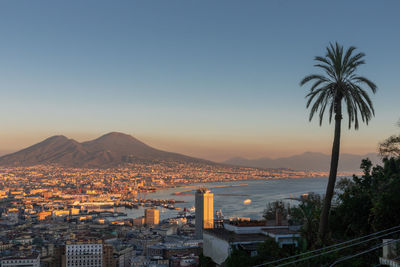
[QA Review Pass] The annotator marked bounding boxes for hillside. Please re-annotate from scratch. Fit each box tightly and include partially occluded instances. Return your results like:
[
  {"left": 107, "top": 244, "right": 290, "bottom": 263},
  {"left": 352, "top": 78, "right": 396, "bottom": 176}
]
[
  {"left": 0, "top": 132, "right": 211, "bottom": 168},
  {"left": 223, "top": 152, "right": 380, "bottom": 172}
]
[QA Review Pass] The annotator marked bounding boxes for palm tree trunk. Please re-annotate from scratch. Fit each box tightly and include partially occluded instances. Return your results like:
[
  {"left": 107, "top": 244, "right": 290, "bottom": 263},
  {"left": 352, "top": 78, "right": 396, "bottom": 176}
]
[{"left": 318, "top": 104, "right": 342, "bottom": 242}]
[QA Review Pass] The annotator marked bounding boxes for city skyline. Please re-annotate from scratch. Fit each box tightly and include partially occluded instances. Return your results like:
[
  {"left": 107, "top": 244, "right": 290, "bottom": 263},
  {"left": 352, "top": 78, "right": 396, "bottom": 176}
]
[{"left": 1, "top": 1, "right": 400, "bottom": 161}]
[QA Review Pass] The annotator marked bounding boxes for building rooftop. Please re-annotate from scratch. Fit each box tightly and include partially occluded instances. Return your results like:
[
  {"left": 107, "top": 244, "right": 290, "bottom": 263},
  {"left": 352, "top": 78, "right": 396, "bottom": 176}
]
[
  {"left": 226, "top": 220, "right": 267, "bottom": 227},
  {"left": 1, "top": 253, "right": 39, "bottom": 261},
  {"left": 261, "top": 228, "right": 299, "bottom": 235},
  {"left": 196, "top": 188, "right": 211, "bottom": 194},
  {"left": 204, "top": 228, "right": 269, "bottom": 243}
]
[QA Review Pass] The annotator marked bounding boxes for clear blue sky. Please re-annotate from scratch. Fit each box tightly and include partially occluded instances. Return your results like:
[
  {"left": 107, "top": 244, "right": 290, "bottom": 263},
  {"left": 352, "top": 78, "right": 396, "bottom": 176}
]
[{"left": 0, "top": 0, "right": 399, "bottom": 161}]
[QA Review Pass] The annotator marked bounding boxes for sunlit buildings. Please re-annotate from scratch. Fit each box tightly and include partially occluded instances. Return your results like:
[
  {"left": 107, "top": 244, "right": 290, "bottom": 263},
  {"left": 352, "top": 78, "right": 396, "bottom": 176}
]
[
  {"left": 133, "top": 216, "right": 146, "bottom": 227},
  {"left": 145, "top": 208, "right": 159, "bottom": 226},
  {"left": 0, "top": 163, "right": 326, "bottom": 265},
  {"left": 195, "top": 189, "right": 214, "bottom": 239}
]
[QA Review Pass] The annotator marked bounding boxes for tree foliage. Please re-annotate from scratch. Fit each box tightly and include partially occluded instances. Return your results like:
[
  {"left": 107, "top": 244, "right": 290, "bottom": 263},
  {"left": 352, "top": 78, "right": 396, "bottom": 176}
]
[
  {"left": 331, "top": 157, "right": 400, "bottom": 238},
  {"left": 225, "top": 238, "right": 290, "bottom": 267},
  {"left": 199, "top": 253, "right": 215, "bottom": 267},
  {"left": 290, "top": 193, "right": 323, "bottom": 249},
  {"left": 379, "top": 135, "right": 400, "bottom": 158},
  {"left": 379, "top": 119, "right": 400, "bottom": 157},
  {"left": 263, "top": 200, "right": 289, "bottom": 221}
]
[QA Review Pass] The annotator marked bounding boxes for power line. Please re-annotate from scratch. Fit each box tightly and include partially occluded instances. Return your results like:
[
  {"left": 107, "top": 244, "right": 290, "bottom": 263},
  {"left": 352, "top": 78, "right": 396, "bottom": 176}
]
[
  {"left": 329, "top": 238, "right": 400, "bottom": 267},
  {"left": 253, "top": 225, "right": 400, "bottom": 267},
  {"left": 274, "top": 230, "right": 400, "bottom": 267},
  {"left": 252, "top": 225, "right": 400, "bottom": 267}
]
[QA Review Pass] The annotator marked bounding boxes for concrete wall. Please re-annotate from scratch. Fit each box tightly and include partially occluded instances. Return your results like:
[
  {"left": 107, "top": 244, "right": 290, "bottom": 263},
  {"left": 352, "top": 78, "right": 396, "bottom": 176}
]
[
  {"left": 203, "top": 233, "right": 230, "bottom": 266},
  {"left": 223, "top": 223, "right": 264, "bottom": 234}
]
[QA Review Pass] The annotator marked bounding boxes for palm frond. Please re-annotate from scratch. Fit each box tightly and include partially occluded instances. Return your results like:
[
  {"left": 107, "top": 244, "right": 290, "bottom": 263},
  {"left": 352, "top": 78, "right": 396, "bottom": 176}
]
[
  {"left": 300, "top": 74, "right": 327, "bottom": 86},
  {"left": 301, "top": 43, "right": 377, "bottom": 129},
  {"left": 354, "top": 76, "right": 377, "bottom": 93}
]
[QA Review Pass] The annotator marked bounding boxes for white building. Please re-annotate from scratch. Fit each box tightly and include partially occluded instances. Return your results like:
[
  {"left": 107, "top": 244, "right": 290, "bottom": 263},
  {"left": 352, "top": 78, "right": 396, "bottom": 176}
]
[
  {"left": 379, "top": 239, "right": 400, "bottom": 267},
  {"left": 65, "top": 242, "right": 103, "bottom": 267},
  {"left": 1, "top": 254, "right": 40, "bottom": 267},
  {"left": 203, "top": 220, "right": 300, "bottom": 265}
]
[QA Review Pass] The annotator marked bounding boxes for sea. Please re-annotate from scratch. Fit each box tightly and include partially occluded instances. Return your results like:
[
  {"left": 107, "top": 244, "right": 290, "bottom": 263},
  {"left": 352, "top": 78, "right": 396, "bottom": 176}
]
[{"left": 115, "top": 177, "right": 336, "bottom": 221}]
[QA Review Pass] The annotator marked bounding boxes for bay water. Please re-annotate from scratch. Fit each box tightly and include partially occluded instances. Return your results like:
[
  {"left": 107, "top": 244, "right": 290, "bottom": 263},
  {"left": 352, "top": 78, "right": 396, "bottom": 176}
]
[{"left": 116, "top": 177, "right": 333, "bottom": 221}]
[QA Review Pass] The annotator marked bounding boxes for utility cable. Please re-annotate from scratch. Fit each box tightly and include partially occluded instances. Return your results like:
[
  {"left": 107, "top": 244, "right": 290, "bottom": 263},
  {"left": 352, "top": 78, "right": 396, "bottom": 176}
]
[
  {"left": 252, "top": 225, "right": 400, "bottom": 267},
  {"left": 329, "top": 238, "right": 400, "bottom": 267}
]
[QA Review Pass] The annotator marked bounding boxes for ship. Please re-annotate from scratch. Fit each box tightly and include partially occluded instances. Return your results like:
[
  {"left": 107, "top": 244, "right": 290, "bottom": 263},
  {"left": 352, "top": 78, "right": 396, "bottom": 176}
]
[{"left": 243, "top": 199, "right": 252, "bottom": 205}]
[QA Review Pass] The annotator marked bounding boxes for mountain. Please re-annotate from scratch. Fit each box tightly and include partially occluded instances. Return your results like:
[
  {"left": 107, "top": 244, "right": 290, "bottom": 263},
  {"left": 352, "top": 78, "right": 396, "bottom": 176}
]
[
  {"left": 0, "top": 132, "right": 211, "bottom": 168},
  {"left": 223, "top": 152, "right": 381, "bottom": 172},
  {"left": 0, "top": 134, "right": 380, "bottom": 171},
  {"left": 0, "top": 149, "right": 16, "bottom": 157}
]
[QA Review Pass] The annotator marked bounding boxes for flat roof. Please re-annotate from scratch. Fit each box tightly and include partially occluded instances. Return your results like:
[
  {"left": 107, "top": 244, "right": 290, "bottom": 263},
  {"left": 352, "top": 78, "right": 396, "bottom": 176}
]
[
  {"left": 1, "top": 254, "right": 39, "bottom": 261},
  {"left": 204, "top": 228, "right": 268, "bottom": 243},
  {"left": 262, "top": 228, "right": 299, "bottom": 235}
]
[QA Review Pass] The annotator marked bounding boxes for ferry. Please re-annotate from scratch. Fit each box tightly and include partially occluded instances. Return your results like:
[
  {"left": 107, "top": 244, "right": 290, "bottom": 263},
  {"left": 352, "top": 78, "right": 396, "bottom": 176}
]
[{"left": 243, "top": 199, "right": 252, "bottom": 205}]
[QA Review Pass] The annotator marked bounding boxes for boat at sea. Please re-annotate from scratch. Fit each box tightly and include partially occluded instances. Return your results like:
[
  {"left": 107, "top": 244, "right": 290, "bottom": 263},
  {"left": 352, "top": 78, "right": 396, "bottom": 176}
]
[{"left": 243, "top": 199, "right": 252, "bottom": 205}]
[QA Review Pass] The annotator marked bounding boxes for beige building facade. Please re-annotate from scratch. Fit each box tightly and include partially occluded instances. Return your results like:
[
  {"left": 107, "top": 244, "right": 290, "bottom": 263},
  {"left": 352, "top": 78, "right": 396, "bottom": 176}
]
[
  {"left": 145, "top": 208, "right": 159, "bottom": 226},
  {"left": 195, "top": 189, "right": 214, "bottom": 238}
]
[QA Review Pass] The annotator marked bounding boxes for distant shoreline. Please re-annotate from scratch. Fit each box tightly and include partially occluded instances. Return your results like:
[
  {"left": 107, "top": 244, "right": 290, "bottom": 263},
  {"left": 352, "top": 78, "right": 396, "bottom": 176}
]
[
  {"left": 172, "top": 183, "right": 249, "bottom": 195},
  {"left": 155, "top": 174, "right": 355, "bottom": 192}
]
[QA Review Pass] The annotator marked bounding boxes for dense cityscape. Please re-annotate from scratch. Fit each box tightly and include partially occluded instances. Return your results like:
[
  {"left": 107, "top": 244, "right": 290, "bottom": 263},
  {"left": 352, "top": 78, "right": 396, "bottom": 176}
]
[
  {"left": 0, "top": 161, "right": 329, "bottom": 267},
  {"left": 1, "top": 155, "right": 400, "bottom": 267}
]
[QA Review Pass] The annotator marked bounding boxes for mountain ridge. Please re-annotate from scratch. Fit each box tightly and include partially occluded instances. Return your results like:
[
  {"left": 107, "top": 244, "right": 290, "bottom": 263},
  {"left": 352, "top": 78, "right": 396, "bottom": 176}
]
[
  {"left": 0, "top": 133, "right": 380, "bottom": 171},
  {"left": 0, "top": 132, "right": 212, "bottom": 168},
  {"left": 223, "top": 152, "right": 380, "bottom": 172}
]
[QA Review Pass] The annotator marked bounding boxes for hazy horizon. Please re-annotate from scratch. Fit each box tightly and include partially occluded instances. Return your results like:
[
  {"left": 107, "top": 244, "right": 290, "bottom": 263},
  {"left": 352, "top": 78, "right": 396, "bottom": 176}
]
[{"left": 0, "top": 131, "right": 379, "bottom": 162}]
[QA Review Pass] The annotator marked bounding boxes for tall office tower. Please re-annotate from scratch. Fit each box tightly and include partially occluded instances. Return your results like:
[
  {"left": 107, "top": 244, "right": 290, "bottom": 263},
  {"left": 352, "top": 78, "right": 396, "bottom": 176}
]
[
  {"left": 195, "top": 189, "right": 214, "bottom": 239},
  {"left": 145, "top": 208, "right": 159, "bottom": 226}
]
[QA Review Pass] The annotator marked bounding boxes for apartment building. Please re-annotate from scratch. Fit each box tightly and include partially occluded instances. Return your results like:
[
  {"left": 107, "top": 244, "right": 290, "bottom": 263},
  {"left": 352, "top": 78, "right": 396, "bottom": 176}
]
[
  {"left": 1, "top": 254, "right": 40, "bottom": 267},
  {"left": 63, "top": 241, "right": 103, "bottom": 267}
]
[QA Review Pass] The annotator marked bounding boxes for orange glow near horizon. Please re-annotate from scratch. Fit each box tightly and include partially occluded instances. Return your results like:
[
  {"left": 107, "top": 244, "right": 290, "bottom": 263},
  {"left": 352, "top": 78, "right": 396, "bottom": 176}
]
[{"left": 0, "top": 130, "right": 383, "bottom": 162}]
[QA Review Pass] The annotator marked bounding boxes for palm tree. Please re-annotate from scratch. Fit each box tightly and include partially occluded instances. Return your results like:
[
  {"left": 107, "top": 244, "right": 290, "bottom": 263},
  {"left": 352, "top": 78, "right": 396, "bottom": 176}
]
[{"left": 300, "top": 42, "right": 377, "bottom": 241}]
